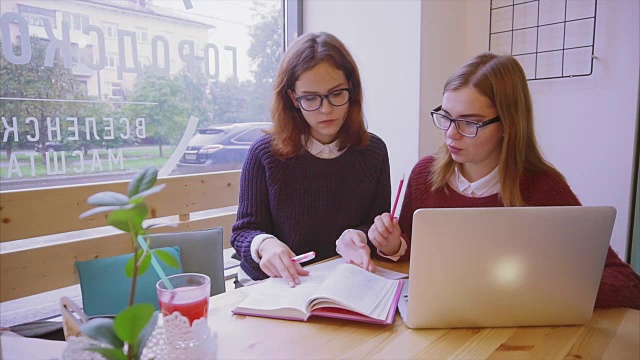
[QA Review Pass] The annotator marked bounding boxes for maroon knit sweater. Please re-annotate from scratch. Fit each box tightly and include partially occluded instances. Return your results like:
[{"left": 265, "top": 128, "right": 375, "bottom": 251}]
[{"left": 396, "top": 156, "right": 640, "bottom": 310}]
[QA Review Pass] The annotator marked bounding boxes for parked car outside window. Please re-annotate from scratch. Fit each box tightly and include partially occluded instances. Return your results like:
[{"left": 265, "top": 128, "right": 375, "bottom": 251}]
[
  {"left": 174, "top": 122, "right": 271, "bottom": 174},
  {"left": 34, "top": 142, "right": 64, "bottom": 152}
]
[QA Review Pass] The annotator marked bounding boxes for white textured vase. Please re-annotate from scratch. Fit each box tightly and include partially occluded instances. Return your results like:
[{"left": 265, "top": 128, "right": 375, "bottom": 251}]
[{"left": 62, "top": 312, "right": 216, "bottom": 360}]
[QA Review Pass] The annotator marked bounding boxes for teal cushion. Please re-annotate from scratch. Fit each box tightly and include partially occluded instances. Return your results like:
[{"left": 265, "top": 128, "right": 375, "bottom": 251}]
[{"left": 75, "top": 246, "right": 183, "bottom": 316}]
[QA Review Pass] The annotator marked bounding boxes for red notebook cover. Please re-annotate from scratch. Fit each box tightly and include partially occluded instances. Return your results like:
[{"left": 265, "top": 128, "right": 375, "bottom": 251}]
[{"left": 310, "top": 279, "right": 403, "bottom": 325}]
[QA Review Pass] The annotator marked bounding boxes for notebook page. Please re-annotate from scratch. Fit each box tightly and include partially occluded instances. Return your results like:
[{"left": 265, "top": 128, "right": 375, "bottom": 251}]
[
  {"left": 375, "top": 266, "right": 408, "bottom": 280},
  {"left": 309, "top": 264, "right": 398, "bottom": 320},
  {"left": 237, "top": 271, "right": 327, "bottom": 315},
  {"left": 308, "top": 257, "right": 407, "bottom": 280}
]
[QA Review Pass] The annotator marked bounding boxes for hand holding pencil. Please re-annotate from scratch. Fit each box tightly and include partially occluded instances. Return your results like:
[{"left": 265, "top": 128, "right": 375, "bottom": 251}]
[{"left": 368, "top": 175, "right": 404, "bottom": 256}]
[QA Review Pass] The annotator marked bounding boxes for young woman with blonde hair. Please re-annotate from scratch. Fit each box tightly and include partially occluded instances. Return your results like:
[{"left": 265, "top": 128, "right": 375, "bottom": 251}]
[
  {"left": 341, "top": 52, "right": 640, "bottom": 309},
  {"left": 231, "top": 32, "right": 391, "bottom": 287}
]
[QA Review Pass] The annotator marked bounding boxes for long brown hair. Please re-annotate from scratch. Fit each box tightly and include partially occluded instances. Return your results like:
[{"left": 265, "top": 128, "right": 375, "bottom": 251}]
[
  {"left": 270, "top": 32, "right": 369, "bottom": 159},
  {"left": 430, "top": 52, "right": 566, "bottom": 206}
]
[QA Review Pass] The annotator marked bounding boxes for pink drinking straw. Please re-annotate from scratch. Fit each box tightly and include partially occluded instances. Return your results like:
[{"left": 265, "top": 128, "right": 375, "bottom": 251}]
[{"left": 391, "top": 174, "right": 405, "bottom": 218}]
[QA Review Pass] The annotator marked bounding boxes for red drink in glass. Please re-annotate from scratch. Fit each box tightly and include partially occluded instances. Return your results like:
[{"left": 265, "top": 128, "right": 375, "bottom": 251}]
[
  {"left": 158, "top": 286, "right": 209, "bottom": 324},
  {"left": 157, "top": 273, "right": 211, "bottom": 325}
]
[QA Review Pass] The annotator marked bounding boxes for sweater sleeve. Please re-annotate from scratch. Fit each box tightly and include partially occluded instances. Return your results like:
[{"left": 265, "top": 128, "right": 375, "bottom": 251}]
[
  {"left": 230, "top": 137, "right": 273, "bottom": 280},
  {"left": 595, "top": 247, "right": 640, "bottom": 309}
]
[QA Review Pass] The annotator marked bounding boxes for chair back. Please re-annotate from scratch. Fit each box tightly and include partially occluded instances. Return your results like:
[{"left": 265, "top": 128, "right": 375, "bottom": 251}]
[{"left": 148, "top": 227, "right": 226, "bottom": 297}]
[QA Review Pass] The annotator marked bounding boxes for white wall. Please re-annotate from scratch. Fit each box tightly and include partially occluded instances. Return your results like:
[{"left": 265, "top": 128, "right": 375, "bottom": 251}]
[
  {"left": 305, "top": 0, "right": 639, "bottom": 258},
  {"left": 419, "top": 0, "right": 491, "bottom": 158},
  {"left": 530, "top": 1, "right": 639, "bottom": 258},
  {"left": 303, "top": 0, "right": 421, "bottom": 198}
]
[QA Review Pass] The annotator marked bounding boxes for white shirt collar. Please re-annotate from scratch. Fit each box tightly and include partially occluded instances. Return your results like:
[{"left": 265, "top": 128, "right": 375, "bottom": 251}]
[
  {"left": 453, "top": 165, "right": 500, "bottom": 197},
  {"left": 303, "top": 136, "right": 346, "bottom": 159}
]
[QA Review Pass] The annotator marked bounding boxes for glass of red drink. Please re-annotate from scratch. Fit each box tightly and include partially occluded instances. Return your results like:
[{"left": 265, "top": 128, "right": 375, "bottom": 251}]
[{"left": 156, "top": 273, "right": 211, "bottom": 325}]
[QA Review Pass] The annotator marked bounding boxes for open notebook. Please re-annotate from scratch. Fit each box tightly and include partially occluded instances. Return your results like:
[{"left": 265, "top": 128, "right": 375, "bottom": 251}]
[{"left": 232, "top": 259, "right": 404, "bottom": 325}]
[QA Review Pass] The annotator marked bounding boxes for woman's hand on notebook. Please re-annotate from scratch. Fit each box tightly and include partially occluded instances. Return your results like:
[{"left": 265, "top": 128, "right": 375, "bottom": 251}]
[
  {"left": 369, "top": 213, "right": 402, "bottom": 256},
  {"left": 258, "top": 238, "right": 310, "bottom": 287},
  {"left": 336, "top": 229, "right": 376, "bottom": 273}
]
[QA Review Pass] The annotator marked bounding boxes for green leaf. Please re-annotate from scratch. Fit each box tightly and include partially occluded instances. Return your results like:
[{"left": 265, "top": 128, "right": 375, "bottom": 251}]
[
  {"left": 129, "top": 183, "right": 166, "bottom": 203},
  {"left": 138, "top": 251, "right": 152, "bottom": 276},
  {"left": 153, "top": 248, "right": 180, "bottom": 269},
  {"left": 106, "top": 203, "right": 148, "bottom": 234},
  {"left": 114, "top": 304, "right": 155, "bottom": 347},
  {"left": 79, "top": 206, "right": 123, "bottom": 219},
  {"left": 128, "top": 167, "right": 158, "bottom": 198},
  {"left": 87, "top": 192, "right": 130, "bottom": 206},
  {"left": 87, "top": 347, "right": 127, "bottom": 360},
  {"left": 125, "top": 250, "right": 151, "bottom": 278},
  {"left": 136, "top": 311, "right": 159, "bottom": 358},
  {"left": 125, "top": 254, "right": 134, "bottom": 278},
  {"left": 79, "top": 317, "right": 124, "bottom": 349}
]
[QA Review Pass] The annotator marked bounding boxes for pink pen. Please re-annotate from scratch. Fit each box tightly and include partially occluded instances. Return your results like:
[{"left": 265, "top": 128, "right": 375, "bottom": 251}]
[
  {"left": 391, "top": 174, "right": 405, "bottom": 218},
  {"left": 291, "top": 251, "right": 316, "bottom": 264}
]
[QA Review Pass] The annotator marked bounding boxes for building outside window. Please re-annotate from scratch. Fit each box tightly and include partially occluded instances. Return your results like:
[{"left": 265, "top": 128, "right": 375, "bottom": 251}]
[
  {"left": 106, "top": 81, "right": 124, "bottom": 98},
  {"left": 135, "top": 26, "right": 148, "bottom": 43},
  {"left": 17, "top": 4, "right": 56, "bottom": 29},
  {"left": 1, "top": 0, "right": 290, "bottom": 192},
  {"left": 106, "top": 52, "right": 118, "bottom": 68},
  {"left": 102, "top": 21, "right": 118, "bottom": 39},
  {"left": 62, "top": 12, "right": 89, "bottom": 32}
]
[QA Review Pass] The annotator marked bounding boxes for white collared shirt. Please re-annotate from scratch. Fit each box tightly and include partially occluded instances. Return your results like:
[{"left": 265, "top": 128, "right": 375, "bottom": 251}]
[
  {"left": 450, "top": 165, "right": 500, "bottom": 197},
  {"left": 304, "top": 136, "right": 346, "bottom": 159}
]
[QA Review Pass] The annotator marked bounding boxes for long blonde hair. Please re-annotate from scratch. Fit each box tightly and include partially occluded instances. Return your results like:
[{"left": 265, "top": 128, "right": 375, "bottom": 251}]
[
  {"left": 430, "top": 52, "right": 566, "bottom": 206},
  {"left": 270, "top": 32, "right": 368, "bottom": 159}
]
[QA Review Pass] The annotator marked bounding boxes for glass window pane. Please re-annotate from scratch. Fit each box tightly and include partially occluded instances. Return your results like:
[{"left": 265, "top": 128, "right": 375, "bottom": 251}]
[
  {"left": 233, "top": 128, "right": 267, "bottom": 144},
  {"left": 1, "top": 0, "right": 286, "bottom": 191}
]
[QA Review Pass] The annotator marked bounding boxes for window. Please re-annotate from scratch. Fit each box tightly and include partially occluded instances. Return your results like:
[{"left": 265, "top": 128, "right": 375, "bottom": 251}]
[
  {"left": 135, "top": 27, "right": 148, "bottom": 43},
  {"left": 103, "top": 22, "right": 118, "bottom": 39},
  {"left": 17, "top": 4, "right": 56, "bottom": 28},
  {"left": 233, "top": 128, "right": 267, "bottom": 144},
  {"left": 1, "top": 0, "right": 294, "bottom": 190},
  {"left": 106, "top": 53, "right": 118, "bottom": 68},
  {"left": 63, "top": 12, "right": 90, "bottom": 32},
  {"left": 106, "top": 82, "right": 124, "bottom": 98}
]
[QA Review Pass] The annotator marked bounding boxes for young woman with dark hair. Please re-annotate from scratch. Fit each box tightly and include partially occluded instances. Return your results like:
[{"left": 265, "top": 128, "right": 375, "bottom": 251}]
[{"left": 231, "top": 32, "right": 391, "bottom": 287}]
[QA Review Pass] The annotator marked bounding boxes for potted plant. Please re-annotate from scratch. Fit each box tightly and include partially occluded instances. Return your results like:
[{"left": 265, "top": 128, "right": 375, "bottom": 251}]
[{"left": 73, "top": 166, "right": 179, "bottom": 360}]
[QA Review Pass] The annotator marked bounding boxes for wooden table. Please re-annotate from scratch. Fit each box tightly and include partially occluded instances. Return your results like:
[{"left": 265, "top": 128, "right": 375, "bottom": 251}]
[{"left": 207, "top": 259, "right": 640, "bottom": 359}]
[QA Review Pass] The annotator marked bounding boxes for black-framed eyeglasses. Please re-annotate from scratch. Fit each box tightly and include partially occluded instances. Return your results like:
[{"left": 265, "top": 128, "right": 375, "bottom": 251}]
[
  {"left": 430, "top": 105, "right": 501, "bottom": 138},
  {"left": 294, "top": 88, "right": 351, "bottom": 112}
]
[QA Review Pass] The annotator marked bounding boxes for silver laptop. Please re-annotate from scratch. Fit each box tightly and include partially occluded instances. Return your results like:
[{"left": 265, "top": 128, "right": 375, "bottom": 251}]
[{"left": 398, "top": 206, "right": 616, "bottom": 328}]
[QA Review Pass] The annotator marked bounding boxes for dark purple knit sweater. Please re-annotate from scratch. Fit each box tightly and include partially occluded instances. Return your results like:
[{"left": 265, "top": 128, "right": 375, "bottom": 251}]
[{"left": 231, "top": 133, "right": 391, "bottom": 280}]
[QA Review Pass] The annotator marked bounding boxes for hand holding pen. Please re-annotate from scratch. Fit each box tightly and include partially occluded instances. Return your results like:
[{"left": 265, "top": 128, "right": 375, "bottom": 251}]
[
  {"left": 368, "top": 174, "right": 404, "bottom": 256},
  {"left": 258, "top": 237, "right": 310, "bottom": 287}
]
